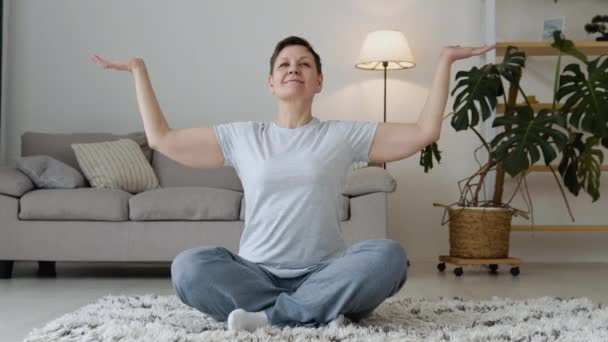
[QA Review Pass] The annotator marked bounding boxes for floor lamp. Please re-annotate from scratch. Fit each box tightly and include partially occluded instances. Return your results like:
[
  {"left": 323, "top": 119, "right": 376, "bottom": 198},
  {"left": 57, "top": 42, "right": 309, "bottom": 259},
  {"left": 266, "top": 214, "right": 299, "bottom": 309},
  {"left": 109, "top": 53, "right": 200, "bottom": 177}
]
[
  {"left": 355, "top": 30, "right": 416, "bottom": 169},
  {"left": 0, "top": 0, "right": 4, "bottom": 166}
]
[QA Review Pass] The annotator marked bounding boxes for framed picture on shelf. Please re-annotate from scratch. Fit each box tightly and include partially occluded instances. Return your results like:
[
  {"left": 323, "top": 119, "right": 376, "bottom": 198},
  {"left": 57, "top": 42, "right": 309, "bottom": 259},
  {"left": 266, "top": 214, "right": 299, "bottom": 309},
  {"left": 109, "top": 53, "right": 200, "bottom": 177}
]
[{"left": 542, "top": 17, "right": 565, "bottom": 41}]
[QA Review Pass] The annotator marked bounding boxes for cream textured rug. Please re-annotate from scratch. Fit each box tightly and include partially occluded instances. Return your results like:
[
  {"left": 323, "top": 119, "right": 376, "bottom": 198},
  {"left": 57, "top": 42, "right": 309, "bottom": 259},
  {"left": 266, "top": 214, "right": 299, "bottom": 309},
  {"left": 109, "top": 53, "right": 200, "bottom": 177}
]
[{"left": 23, "top": 294, "right": 608, "bottom": 342}]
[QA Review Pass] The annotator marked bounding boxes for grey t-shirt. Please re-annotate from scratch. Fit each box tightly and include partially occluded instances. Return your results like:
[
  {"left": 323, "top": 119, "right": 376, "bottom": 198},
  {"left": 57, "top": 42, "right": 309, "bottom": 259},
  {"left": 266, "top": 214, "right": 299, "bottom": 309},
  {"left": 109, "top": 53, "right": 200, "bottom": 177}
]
[{"left": 213, "top": 116, "right": 378, "bottom": 278}]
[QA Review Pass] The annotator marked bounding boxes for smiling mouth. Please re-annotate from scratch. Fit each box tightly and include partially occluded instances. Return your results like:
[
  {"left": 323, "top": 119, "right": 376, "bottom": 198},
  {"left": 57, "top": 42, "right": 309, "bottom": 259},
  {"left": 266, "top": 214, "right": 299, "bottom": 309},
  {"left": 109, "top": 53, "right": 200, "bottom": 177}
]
[{"left": 285, "top": 80, "right": 304, "bottom": 84}]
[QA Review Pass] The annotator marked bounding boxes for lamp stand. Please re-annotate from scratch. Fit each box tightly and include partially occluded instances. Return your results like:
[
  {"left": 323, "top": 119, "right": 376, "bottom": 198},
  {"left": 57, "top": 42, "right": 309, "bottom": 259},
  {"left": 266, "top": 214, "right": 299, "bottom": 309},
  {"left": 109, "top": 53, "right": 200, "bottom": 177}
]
[{"left": 382, "top": 61, "right": 388, "bottom": 169}]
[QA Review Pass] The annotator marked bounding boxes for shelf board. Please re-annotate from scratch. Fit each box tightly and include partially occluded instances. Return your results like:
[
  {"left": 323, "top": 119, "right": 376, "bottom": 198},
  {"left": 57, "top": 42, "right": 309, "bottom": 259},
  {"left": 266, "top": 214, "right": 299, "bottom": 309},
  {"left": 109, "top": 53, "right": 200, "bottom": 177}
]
[
  {"left": 496, "top": 41, "right": 608, "bottom": 57},
  {"left": 496, "top": 102, "right": 562, "bottom": 114},
  {"left": 526, "top": 165, "right": 608, "bottom": 172},
  {"left": 512, "top": 225, "right": 608, "bottom": 232}
]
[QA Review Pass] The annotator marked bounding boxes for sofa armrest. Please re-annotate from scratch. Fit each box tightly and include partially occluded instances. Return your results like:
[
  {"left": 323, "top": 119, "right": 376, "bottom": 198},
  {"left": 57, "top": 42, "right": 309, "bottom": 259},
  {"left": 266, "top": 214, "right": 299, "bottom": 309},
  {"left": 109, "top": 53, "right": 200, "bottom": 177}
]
[
  {"left": 0, "top": 166, "right": 35, "bottom": 197},
  {"left": 341, "top": 192, "right": 388, "bottom": 245},
  {"left": 343, "top": 166, "right": 396, "bottom": 197}
]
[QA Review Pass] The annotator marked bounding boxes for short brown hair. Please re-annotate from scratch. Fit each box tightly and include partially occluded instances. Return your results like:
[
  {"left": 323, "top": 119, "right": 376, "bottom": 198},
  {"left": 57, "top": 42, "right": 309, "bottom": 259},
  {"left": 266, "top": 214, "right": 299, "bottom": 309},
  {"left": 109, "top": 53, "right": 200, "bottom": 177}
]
[{"left": 269, "top": 36, "right": 322, "bottom": 75}]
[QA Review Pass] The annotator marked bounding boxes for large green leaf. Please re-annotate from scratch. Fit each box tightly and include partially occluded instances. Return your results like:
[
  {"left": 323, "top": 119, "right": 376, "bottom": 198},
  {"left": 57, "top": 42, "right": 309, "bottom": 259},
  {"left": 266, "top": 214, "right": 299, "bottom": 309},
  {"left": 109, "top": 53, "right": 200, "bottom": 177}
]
[
  {"left": 450, "top": 65, "right": 502, "bottom": 131},
  {"left": 556, "top": 56, "right": 608, "bottom": 139},
  {"left": 558, "top": 133, "right": 585, "bottom": 196},
  {"left": 449, "top": 46, "right": 525, "bottom": 132},
  {"left": 577, "top": 136, "right": 604, "bottom": 201},
  {"left": 490, "top": 107, "right": 567, "bottom": 177},
  {"left": 495, "top": 46, "right": 526, "bottom": 82},
  {"left": 419, "top": 142, "right": 442, "bottom": 173},
  {"left": 551, "top": 31, "right": 588, "bottom": 63}
]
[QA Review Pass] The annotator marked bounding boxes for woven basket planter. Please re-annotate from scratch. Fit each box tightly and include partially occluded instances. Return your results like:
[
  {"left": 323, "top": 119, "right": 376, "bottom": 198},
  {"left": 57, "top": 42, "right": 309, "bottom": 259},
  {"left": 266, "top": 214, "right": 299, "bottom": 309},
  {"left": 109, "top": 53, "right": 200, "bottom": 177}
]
[{"left": 447, "top": 207, "right": 514, "bottom": 259}]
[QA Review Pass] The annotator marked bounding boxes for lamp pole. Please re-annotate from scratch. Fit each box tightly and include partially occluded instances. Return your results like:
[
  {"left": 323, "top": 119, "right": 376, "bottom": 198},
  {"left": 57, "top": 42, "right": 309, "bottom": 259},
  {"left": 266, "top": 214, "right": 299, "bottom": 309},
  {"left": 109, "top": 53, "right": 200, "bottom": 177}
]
[
  {"left": 383, "top": 61, "right": 388, "bottom": 124},
  {"left": 382, "top": 61, "right": 388, "bottom": 169}
]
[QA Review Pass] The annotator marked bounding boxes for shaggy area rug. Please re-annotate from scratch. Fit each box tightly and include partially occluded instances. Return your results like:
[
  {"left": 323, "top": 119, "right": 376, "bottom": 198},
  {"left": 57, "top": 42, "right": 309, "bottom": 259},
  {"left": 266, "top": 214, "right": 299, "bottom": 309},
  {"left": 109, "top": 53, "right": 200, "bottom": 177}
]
[{"left": 23, "top": 294, "right": 608, "bottom": 342}]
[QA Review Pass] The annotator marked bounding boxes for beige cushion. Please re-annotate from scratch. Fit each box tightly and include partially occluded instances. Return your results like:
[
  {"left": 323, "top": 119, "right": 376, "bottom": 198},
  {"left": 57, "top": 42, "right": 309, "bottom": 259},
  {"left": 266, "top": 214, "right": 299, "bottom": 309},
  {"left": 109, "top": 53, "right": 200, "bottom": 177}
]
[{"left": 71, "top": 139, "right": 159, "bottom": 193}]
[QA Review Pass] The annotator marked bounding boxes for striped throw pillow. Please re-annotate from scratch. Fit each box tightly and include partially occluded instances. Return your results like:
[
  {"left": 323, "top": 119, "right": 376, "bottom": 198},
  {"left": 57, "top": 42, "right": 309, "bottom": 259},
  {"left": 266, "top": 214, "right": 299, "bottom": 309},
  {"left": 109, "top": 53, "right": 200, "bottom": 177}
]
[{"left": 71, "top": 138, "right": 159, "bottom": 193}]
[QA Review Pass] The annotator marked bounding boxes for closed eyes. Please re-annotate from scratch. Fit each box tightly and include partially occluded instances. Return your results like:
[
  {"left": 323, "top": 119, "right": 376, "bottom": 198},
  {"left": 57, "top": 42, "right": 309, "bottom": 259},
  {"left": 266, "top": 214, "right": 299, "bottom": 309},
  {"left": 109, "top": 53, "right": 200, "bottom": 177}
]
[{"left": 279, "top": 62, "right": 311, "bottom": 68}]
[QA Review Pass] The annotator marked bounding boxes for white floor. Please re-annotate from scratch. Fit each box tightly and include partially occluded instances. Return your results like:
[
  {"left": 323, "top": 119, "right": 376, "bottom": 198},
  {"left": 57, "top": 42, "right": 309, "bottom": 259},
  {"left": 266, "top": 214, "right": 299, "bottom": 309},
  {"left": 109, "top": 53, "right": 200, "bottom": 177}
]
[{"left": 2, "top": 260, "right": 608, "bottom": 342}]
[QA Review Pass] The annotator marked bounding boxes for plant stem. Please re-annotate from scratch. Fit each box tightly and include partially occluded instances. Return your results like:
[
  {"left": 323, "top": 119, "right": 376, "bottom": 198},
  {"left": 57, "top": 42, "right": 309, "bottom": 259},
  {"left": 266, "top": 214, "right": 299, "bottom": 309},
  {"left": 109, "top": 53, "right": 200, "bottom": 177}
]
[
  {"left": 493, "top": 70, "right": 522, "bottom": 205},
  {"left": 505, "top": 172, "right": 527, "bottom": 206},
  {"left": 470, "top": 126, "right": 494, "bottom": 205},
  {"left": 548, "top": 164, "right": 575, "bottom": 221},
  {"left": 553, "top": 52, "right": 562, "bottom": 113},
  {"left": 473, "top": 160, "right": 496, "bottom": 206}
]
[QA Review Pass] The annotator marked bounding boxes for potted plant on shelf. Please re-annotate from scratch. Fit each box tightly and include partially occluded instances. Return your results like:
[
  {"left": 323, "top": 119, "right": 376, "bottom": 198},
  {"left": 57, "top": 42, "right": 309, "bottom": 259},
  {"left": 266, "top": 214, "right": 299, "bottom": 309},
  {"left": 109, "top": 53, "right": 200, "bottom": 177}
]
[
  {"left": 585, "top": 15, "right": 608, "bottom": 42},
  {"left": 420, "top": 31, "right": 608, "bottom": 260}
]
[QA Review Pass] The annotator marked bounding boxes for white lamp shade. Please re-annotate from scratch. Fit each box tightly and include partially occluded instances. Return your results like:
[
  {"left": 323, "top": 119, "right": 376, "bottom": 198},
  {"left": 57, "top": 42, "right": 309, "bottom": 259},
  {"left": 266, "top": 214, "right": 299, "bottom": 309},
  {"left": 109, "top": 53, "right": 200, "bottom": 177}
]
[{"left": 355, "top": 30, "right": 416, "bottom": 70}]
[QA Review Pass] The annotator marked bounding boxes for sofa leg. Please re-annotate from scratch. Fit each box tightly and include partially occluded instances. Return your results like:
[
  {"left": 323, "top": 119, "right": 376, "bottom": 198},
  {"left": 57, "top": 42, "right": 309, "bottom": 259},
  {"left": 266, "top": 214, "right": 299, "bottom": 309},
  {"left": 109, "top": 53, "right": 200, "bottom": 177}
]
[
  {"left": 0, "top": 260, "right": 14, "bottom": 279},
  {"left": 38, "top": 261, "right": 56, "bottom": 277}
]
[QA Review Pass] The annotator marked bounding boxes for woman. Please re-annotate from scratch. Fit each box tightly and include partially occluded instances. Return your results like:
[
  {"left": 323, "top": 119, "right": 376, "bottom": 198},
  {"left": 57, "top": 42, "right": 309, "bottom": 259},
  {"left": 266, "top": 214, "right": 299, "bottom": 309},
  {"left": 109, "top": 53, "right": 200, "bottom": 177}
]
[{"left": 90, "top": 36, "right": 493, "bottom": 331}]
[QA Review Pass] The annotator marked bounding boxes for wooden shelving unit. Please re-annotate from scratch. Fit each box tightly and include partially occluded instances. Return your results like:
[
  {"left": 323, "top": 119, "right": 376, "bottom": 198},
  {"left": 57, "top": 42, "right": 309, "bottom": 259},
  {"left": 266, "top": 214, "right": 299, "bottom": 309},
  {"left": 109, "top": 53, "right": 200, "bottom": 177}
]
[
  {"left": 496, "top": 40, "right": 608, "bottom": 233},
  {"left": 512, "top": 225, "right": 608, "bottom": 231},
  {"left": 496, "top": 102, "right": 562, "bottom": 114},
  {"left": 496, "top": 41, "right": 608, "bottom": 56},
  {"left": 525, "top": 164, "right": 608, "bottom": 172}
]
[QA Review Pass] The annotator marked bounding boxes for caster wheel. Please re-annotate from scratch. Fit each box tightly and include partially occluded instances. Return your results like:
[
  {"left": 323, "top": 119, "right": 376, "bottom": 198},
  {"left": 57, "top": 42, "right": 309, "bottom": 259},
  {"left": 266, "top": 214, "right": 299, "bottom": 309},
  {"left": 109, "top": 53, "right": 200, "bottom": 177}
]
[
  {"left": 437, "top": 262, "right": 446, "bottom": 272},
  {"left": 454, "top": 267, "right": 463, "bottom": 277},
  {"left": 489, "top": 264, "right": 498, "bottom": 274},
  {"left": 510, "top": 267, "right": 520, "bottom": 277}
]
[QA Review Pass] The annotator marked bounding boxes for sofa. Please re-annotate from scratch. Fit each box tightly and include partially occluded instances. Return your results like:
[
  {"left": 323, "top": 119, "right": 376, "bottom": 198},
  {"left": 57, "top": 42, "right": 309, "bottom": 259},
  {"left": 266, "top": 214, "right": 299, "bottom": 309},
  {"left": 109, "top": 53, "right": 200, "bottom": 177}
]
[{"left": 0, "top": 131, "right": 397, "bottom": 279}]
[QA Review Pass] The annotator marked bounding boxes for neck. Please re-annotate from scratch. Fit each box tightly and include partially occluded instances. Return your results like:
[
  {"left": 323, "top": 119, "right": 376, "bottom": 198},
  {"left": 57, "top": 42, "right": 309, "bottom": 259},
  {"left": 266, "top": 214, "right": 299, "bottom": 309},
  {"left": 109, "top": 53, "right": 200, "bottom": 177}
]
[{"left": 275, "top": 99, "right": 313, "bottom": 128}]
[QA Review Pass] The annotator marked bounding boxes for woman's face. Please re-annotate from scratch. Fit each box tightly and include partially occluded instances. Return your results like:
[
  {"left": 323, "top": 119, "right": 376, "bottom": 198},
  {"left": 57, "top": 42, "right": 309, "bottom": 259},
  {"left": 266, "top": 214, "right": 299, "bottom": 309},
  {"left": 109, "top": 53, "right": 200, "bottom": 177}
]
[{"left": 269, "top": 45, "right": 323, "bottom": 101}]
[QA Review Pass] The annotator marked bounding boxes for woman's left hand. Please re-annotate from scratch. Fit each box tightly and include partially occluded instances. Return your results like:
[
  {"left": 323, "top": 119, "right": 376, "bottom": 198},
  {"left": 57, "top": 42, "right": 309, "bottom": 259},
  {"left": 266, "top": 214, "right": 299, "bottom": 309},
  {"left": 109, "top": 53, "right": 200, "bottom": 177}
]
[{"left": 440, "top": 45, "right": 496, "bottom": 64}]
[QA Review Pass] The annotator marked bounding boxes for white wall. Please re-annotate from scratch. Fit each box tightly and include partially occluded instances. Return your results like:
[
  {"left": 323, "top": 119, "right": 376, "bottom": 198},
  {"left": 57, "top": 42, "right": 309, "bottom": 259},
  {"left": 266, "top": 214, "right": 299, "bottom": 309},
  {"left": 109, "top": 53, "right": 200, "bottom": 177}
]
[
  {"left": 4, "top": 0, "right": 605, "bottom": 262},
  {"left": 497, "top": 0, "right": 608, "bottom": 262}
]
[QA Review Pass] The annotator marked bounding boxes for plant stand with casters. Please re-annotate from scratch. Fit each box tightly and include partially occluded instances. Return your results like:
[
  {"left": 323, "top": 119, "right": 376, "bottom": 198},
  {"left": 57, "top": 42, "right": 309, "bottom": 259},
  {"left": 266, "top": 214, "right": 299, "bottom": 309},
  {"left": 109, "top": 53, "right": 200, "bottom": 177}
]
[{"left": 437, "top": 255, "right": 522, "bottom": 277}]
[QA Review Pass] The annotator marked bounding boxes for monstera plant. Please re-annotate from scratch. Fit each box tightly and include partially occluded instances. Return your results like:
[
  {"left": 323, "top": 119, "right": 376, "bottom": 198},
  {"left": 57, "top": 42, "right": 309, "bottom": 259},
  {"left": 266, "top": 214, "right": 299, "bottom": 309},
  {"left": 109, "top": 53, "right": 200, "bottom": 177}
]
[{"left": 421, "top": 31, "right": 608, "bottom": 220}]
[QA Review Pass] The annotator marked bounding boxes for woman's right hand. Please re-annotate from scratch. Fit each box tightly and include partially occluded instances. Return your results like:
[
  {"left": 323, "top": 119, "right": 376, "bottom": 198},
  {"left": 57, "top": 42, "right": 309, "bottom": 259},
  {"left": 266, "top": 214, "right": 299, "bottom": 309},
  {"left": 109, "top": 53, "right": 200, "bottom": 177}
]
[{"left": 89, "top": 55, "right": 144, "bottom": 72}]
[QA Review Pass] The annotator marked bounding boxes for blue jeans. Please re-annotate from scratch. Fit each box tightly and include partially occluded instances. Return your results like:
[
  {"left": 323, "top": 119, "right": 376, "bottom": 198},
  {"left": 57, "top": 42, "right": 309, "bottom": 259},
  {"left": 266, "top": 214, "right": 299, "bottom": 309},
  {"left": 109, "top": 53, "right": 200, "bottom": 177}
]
[{"left": 171, "top": 239, "right": 407, "bottom": 328}]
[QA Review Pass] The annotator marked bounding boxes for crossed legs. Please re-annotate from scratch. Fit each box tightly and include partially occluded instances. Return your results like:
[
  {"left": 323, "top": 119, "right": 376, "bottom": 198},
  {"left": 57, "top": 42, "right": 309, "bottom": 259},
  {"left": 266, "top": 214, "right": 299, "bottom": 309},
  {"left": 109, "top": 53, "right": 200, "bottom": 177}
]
[{"left": 171, "top": 239, "right": 407, "bottom": 328}]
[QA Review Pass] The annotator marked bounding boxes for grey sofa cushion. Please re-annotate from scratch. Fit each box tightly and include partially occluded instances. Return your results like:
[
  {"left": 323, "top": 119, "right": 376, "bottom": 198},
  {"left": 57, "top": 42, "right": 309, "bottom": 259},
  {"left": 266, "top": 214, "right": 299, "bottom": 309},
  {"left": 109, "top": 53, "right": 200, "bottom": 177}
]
[
  {"left": 21, "top": 131, "right": 152, "bottom": 177},
  {"left": 19, "top": 188, "right": 131, "bottom": 221},
  {"left": 129, "top": 187, "right": 243, "bottom": 221},
  {"left": 239, "top": 195, "right": 350, "bottom": 221},
  {"left": 344, "top": 166, "right": 397, "bottom": 196},
  {"left": 0, "top": 167, "right": 34, "bottom": 197},
  {"left": 16, "top": 155, "right": 85, "bottom": 189},
  {"left": 152, "top": 151, "right": 243, "bottom": 191}
]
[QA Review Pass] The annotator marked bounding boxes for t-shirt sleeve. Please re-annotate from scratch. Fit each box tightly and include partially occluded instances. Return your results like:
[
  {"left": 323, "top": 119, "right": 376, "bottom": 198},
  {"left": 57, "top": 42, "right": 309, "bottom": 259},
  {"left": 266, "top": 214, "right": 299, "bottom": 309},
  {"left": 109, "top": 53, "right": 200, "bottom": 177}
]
[
  {"left": 212, "top": 123, "right": 238, "bottom": 167},
  {"left": 335, "top": 121, "right": 379, "bottom": 163}
]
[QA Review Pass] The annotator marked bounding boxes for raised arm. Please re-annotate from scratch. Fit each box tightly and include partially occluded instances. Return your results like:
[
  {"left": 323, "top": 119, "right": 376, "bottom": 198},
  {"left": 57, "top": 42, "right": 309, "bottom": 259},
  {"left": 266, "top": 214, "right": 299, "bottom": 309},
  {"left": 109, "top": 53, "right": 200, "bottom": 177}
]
[
  {"left": 90, "top": 55, "right": 224, "bottom": 169},
  {"left": 368, "top": 45, "right": 495, "bottom": 164}
]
